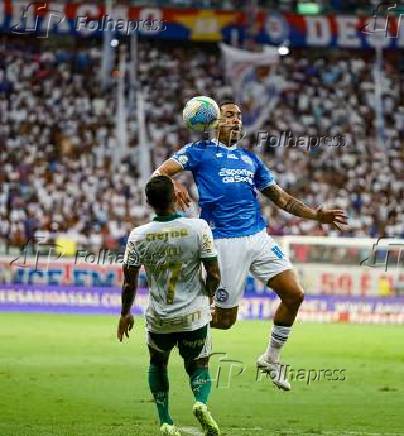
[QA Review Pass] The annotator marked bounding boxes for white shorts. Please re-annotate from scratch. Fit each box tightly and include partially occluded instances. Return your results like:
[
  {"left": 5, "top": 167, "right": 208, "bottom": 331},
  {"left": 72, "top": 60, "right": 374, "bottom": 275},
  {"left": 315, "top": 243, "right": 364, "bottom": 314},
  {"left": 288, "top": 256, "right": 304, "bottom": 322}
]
[{"left": 214, "top": 230, "right": 292, "bottom": 308}]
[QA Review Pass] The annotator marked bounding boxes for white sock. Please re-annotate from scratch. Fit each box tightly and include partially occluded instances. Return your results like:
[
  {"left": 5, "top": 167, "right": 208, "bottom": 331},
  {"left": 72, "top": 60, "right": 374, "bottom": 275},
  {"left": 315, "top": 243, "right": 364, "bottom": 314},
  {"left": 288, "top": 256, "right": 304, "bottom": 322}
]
[{"left": 265, "top": 325, "right": 291, "bottom": 362}]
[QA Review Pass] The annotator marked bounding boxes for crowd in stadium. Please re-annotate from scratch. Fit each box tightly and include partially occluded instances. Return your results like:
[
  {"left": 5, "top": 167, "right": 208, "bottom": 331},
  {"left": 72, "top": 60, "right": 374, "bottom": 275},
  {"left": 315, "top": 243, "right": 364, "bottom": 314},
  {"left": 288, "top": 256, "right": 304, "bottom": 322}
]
[
  {"left": 0, "top": 38, "right": 403, "bottom": 251},
  {"left": 132, "top": 0, "right": 378, "bottom": 13}
]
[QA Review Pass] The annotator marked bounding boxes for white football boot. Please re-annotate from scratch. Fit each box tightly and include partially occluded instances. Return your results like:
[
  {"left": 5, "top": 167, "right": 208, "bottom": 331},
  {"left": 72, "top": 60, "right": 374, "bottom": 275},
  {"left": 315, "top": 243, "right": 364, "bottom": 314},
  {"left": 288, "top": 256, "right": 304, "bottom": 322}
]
[{"left": 256, "top": 354, "right": 291, "bottom": 391}]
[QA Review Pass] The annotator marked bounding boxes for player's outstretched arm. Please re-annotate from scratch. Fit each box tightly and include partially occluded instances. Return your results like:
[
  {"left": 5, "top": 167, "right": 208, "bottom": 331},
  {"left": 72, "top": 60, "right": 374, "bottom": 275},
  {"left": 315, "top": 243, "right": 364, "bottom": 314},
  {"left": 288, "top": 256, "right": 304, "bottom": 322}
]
[
  {"left": 262, "top": 185, "right": 348, "bottom": 231},
  {"left": 117, "top": 264, "right": 139, "bottom": 342},
  {"left": 202, "top": 258, "right": 221, "bottom": 298},
  {"left": 152, "top": 159, "right": 190, "bottom": 210}
]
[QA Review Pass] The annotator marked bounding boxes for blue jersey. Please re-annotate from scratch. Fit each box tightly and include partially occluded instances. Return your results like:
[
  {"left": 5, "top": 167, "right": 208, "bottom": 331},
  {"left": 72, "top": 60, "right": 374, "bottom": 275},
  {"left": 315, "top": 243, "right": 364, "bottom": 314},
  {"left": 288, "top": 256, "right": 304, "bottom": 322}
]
[{"left": 171, "top": 140, "right": 276, "bottom": 239}]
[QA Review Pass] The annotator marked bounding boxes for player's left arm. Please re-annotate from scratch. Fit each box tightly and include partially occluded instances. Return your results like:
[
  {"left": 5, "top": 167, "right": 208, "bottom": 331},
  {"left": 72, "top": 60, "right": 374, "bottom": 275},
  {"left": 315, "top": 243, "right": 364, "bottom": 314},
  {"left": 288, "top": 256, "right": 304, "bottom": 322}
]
[{"left": 261, "top": 184, "right": 348, "bottom": 230}]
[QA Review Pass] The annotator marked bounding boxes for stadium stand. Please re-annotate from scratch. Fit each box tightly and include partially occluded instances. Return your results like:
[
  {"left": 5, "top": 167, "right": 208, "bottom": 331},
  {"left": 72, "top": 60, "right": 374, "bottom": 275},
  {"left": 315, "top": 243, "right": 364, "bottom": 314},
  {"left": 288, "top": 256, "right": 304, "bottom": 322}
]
[
  {"left": 0, "top": 38, "right": 403, "bottom": 251},
  {"left": 130, "top": 0, "right": 382, "bottom": 13}
]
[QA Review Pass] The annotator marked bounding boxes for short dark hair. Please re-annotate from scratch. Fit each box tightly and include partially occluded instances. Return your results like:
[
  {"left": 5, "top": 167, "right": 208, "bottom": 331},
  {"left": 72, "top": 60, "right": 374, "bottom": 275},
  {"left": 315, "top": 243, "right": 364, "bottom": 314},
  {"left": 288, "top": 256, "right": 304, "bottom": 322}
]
[
  {"left": 145, "top": 176, "right": 174, "bottom": 211},
  {"left": 219, "top": 100, "right": 237, "bottom": 108}
]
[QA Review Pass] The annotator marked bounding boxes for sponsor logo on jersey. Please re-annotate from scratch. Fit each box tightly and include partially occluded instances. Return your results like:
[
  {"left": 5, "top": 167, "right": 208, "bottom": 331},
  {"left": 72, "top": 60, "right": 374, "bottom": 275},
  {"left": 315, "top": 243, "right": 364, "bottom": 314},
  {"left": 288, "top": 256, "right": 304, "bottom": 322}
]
[
  {"left": 182, "top": 338, "right": 206, "bottom": 348},
  {"left": 126, "top": 241, "right": 140, "bottom": 266},
  {"left": 173, "top": 152, "right": 188, "bottom": 166},
  {"left": 227, "top": 153, "right": 238, "bottom": 159},
  {"left": 218, "top": 168, "right": 254, "bottom": 184},
  {"left": 216, "top": 287, "right": 229, "bottom": 303},
  {"left": 201, "top": 233, "right": 214, "bottom": 253},
  {"left": 176, "top": 154, "right": 188, "bottom": 166},
  {"left": 148, "top": 309, "right": 202, "bottom": 328},
  {"left": 146, "top": 228, "right": 188, "bottom": 242}
]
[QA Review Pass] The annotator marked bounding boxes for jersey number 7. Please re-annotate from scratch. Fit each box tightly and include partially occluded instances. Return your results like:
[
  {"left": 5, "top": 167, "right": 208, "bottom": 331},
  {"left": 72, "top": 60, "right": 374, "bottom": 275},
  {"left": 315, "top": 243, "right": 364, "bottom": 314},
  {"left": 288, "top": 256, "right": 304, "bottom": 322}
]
[{"left": 166, "top": 262, "right": 182, "bottom": 305}]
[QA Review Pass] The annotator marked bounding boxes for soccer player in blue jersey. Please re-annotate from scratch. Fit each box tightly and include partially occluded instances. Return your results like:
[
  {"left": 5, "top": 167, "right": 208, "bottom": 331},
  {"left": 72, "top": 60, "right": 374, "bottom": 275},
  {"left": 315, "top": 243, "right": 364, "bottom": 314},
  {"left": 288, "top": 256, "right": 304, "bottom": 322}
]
[{"left": 152, "top": 101, "right": 348, "bottom": 390}]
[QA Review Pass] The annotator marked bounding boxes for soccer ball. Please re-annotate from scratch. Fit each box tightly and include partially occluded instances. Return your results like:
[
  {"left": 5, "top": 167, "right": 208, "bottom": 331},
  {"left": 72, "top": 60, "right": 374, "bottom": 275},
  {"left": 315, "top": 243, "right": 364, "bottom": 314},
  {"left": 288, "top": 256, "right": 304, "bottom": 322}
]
[{"left": 182, "top": 96, "right": 220, "bottom": 132}]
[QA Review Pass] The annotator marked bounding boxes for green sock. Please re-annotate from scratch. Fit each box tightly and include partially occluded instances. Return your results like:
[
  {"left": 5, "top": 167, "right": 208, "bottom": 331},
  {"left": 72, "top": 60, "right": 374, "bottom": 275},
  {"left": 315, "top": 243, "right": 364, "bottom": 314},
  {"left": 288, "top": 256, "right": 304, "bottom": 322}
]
[
  {"left": 148, "top": 364, "right": 173, "bottom": 425},
  {"left": 190, "top": 367, "right": 212, "bottom": 404}
]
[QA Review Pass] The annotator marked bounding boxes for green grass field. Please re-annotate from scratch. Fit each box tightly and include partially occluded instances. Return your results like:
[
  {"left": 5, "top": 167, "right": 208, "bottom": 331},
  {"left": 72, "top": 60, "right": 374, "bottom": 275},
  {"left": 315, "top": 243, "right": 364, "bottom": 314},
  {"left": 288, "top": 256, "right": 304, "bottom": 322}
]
[{"left": 0, "top": 313, "right": 403, "bottom": 436}]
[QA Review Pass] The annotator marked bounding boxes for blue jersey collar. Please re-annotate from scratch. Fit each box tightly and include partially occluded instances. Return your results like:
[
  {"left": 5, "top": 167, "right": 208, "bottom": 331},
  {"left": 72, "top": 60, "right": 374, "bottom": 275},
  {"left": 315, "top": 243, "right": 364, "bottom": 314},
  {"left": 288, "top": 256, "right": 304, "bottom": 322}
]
[{"left": 211, "top": 138, "right": 237, "bottom": 150}]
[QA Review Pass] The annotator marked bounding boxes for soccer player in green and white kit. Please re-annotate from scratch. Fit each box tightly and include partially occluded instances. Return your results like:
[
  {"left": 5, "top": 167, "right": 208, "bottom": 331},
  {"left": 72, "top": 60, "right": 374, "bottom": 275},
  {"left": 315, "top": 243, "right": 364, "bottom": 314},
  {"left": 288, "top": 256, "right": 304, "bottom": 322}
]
[{"left": 117, "top": 176, "right": 221, "bottom": 436}]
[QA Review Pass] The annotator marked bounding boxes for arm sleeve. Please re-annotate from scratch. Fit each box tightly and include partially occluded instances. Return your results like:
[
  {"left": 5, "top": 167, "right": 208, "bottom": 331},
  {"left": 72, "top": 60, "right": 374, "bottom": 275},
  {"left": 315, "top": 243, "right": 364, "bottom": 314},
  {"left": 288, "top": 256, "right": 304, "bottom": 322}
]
[
  {"left": 198, "top": 220, "right": 217, "bottom": 259},
  {"left": 170, "top": 144, "right": 199, "bottom": 171},
  {"left": 123, "top": 233, "right": 141, "bottom": 267},
  {"left": 254, "top": 155, "right": 276, "bottom": 191}
]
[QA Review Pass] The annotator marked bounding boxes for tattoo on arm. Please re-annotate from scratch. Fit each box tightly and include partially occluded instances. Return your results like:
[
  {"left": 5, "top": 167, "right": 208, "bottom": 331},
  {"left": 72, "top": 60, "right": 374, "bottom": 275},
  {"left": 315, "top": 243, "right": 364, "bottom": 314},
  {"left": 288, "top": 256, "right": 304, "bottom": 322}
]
[
  {"left": 263, "top": 184, "right": 283, "bottom": 204},
  {"left": 121, "top": 265, "right": 139, "bottom": 316},
  {"left": 284, "top": 197, "right": 314, "bottom": 216},
  {"left": 262, "top": 185, "right": 318, "bottom": 220}
]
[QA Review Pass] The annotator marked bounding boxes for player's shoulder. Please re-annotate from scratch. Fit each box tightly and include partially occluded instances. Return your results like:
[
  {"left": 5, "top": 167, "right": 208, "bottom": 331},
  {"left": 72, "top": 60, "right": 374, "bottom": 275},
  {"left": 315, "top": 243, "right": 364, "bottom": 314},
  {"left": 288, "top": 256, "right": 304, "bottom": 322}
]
[
  {"left": 181, "top": 141, "right": 208, "bottom": 151},
  {"left": 177, "top": 217, "right": 209, "bottom": 232},
  {"left": 237, "top": 147, "right": 264, "bottom": 165},
  {"left": 239, "top": 147, "right": 267, "bottom": 166},
  {"left": 127, "top": 223, "right": 151, "bottom": 240},
  {"left": 238, "top": 147, "right": 260, "bottom": 160}
]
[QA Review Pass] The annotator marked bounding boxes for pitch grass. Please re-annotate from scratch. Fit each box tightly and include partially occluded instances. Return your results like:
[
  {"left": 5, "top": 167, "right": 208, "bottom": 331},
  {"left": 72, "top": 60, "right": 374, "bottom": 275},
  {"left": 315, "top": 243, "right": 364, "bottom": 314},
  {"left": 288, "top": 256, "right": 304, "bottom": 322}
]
[{"left": 0, "top": 314, "right": 403, "bottom": 436}]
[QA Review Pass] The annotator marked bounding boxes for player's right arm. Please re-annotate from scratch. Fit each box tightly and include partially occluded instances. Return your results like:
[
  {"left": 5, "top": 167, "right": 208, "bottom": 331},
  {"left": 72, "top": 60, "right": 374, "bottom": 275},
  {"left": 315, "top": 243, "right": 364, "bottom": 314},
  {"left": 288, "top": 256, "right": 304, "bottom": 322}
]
[
  {"left": 117, "top": 235, "right": 141, "bottom": 341},
  {"left": 117, "top": 264, "right": 139, "bottom": 341}
]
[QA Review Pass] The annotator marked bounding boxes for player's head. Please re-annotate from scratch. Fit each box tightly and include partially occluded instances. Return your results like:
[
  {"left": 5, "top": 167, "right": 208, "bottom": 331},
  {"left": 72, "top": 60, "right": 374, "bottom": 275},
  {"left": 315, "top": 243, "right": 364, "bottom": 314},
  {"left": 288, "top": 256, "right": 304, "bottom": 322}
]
[
  {"left": 217, "top": 100, "right": 242, "bottom": 147},
  {"left": 145, "top": 176, "right": 175, "bottom": 214}
]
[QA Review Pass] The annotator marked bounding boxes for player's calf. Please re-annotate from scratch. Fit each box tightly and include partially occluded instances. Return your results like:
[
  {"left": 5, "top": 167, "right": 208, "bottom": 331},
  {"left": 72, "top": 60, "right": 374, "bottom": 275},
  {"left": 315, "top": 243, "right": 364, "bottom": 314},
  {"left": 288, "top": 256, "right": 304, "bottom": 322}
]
[
  {"left": 184, "top": 355, "right": 220, "bottom": 434},
  {"left": 269, "top": 269, "right": 304, "bottom": 327},
  {"left": 185, "top": 357, "right": 212, "bottom": 405},
  {"left": 257, "top": 270, "right": 304, "bottom": 391},
  {"left": 148, "top": 347, "right": 174, "bottom": 427}
]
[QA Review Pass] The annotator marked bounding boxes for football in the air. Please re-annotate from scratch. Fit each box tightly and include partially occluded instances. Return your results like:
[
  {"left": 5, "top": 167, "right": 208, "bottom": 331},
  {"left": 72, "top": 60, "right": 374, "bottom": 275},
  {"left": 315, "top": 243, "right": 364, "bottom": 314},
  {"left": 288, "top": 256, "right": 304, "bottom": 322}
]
[{"left": 182, "top": 96, "right": 220, "bottom": 132}]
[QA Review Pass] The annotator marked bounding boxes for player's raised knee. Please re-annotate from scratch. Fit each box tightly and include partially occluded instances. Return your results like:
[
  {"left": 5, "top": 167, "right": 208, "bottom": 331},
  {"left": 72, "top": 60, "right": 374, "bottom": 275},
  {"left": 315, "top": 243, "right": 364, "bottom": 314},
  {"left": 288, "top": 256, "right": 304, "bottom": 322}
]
[
  {"left": 291, "top": 287, "right": 305, "bottom": 306},
  {"left": 295, "top": 287, "right": 305, "bottom": 304},
  {"left": 283, "top": 286, "right": 304, "bottom": 309}
]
